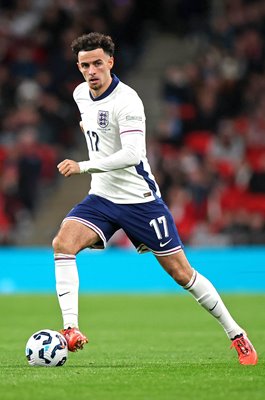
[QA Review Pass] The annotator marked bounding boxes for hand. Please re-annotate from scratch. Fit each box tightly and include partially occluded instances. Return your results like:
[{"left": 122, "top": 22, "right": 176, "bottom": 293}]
[{"left": 57, "top": 159, "right": 81, "bottom": 177}]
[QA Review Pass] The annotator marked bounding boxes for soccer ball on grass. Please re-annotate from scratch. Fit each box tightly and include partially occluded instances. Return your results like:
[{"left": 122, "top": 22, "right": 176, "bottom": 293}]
[{"left": 25, "top": 329, "right": 68, "bottom": 367}]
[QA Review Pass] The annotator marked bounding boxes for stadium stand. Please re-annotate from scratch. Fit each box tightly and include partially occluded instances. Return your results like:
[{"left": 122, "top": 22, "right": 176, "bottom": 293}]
[{"left": 0, "top": 0, "right": 265, "bottom": 246}]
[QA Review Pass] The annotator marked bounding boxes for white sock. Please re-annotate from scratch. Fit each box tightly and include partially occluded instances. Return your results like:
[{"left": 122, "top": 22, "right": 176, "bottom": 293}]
[
  {"left": 184, "top": 269, "right": 243, "bottom": 339},
  {"left": 54, "top": 253, "right": 79, "bottom": 329}
]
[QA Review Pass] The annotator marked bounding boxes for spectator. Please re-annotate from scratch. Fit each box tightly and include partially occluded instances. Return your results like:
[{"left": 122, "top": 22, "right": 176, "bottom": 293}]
[
  {"left": 0, "top": 0, "right": 148, "bottom": 244},
  {"left": 1, "top": 0, "right": 265, "bottom": 246}
]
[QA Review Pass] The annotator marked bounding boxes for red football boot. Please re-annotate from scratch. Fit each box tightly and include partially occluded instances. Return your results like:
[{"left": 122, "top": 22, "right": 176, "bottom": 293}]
[
  {"left": 231, "top": 334, "right": 258, "bottom": 365},
  {"left": 60, "top": 327, "right": 88, "bottom": 352}
]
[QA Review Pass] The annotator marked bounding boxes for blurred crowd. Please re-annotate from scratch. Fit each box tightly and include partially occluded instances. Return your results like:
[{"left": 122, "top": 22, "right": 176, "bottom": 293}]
[
  {"left": 0, "top": 0, "right": 265, "bottom": 246},
  {"left": 147, "top": 0, "right": 265, "bottom": 246},
  {"left": 0, "top": 0, "right": 146, "bottom": 244}
]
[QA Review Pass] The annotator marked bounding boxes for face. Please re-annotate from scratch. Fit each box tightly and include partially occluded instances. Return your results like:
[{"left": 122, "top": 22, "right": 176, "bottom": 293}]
[{"left": 77, "top": 48, "right": 114, "bottom": 97}]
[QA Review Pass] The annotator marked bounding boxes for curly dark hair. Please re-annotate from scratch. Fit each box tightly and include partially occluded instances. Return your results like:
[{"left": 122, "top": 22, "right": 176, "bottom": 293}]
[{"left": 71, "top": 32, "right": 115, "bottom": 58}]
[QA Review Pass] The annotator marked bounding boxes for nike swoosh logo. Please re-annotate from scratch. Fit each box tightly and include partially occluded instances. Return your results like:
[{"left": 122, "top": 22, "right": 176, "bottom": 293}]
[
  {"left": 159, "top": 238, "right": 172, "bottom": 247},
  {"left": 58, "top": 291, "right": 70, "bottom": 297},
  {"left": 209, "top": 301, "right": 218, "bottom": 311}
]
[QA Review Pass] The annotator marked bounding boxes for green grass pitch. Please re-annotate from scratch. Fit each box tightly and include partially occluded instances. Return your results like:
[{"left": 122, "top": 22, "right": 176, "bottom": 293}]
[{"left": 0, "top": 294, "right": 264, "bottom": 400}]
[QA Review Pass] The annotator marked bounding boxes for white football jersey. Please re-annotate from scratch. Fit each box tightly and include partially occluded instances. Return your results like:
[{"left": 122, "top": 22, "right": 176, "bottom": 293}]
[{"left": 73, "top": 74, "right": 161, "bottom": 204}]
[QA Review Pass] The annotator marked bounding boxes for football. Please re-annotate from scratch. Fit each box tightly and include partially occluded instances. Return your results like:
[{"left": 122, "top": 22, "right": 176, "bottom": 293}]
[{"left": 25, "top": 329, "right": 68, "bottom": 367}]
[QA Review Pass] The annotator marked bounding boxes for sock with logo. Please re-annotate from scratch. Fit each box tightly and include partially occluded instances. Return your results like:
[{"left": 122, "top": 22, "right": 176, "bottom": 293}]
[
  {"left": 184, "top": 269, "right": 243, "bottom": 339},
  {"left": 54, "top": 253, "right": 79, "bottom": 329}
]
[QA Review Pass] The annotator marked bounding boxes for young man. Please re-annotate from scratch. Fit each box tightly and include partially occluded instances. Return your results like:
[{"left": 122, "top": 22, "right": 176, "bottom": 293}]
[{"left": 54, "top": 32, "right": 257, "bottom": 365}]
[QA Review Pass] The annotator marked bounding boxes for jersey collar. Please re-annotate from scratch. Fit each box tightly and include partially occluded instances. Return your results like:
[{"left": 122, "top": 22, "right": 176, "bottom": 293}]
[{"left": 89, "top": 74, "right": 120, "bottom": 101}]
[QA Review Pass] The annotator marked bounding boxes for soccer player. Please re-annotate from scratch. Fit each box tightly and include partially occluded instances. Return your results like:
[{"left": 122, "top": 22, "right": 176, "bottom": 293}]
[{"left": 54, "top": 32, "right": 257, "bottom": 365}]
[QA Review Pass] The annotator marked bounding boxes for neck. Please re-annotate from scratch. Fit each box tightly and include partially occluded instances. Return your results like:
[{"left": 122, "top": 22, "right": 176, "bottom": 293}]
[{"left": 90, "top": 76, "right": 113, "bottom": 99}]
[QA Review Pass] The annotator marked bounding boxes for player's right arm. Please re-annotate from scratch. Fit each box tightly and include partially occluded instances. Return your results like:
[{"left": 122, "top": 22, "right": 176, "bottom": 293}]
[
  {"left": 78, "top": 91, "right": 145, "bottom": 174},
  {"left": 78, "top": 132, "right": 143, "bottom": 173},
  {"left": 57, "top": 159, "right": 81, "bottom": 177}
]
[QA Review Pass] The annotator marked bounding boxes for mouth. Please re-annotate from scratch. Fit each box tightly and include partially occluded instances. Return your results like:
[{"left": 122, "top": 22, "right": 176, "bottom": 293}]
[{"left": 89, "top": 77, "right": 99, "bottom": 84}]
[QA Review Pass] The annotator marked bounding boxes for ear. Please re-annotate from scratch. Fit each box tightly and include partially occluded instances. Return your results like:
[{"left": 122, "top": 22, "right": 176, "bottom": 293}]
[
  {"left": 77, "top": 62, "right": 82, "bottom": 72},
  {"left": 108, "top": 57, "right": 114, "bottom": 70}
]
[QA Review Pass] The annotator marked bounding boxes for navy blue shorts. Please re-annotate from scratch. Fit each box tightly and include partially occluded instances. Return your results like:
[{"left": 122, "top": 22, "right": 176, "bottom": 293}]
[{"left": 64, "top": 194, "right": 183, "bottom": 256}]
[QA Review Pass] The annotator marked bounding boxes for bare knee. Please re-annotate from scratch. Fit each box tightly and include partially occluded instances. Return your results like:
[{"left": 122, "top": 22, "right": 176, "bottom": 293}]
[
  {"left": 52, "top": 220, "right": 101, "bottom": 255},
  {"left": 166, "top": 264, "right": 192, "bottom": 286},
  {"left": 52, "top": 233, "right": 74, "bottom": 254},
  {"left": 52, "top": 224, "right": 80, "bottom": 254}
]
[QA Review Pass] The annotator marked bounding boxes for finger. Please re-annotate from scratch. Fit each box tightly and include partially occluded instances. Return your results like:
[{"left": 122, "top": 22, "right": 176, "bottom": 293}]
[
  {"left": 57, "top": 159, "right": 70, "bottom": 169},
  {"left": 58, "top": 164, "right": 70, "bottom": 176},
  {"left": 64, "top": 167, "right": 72, "bottom": 177},
  {"left": 58, "top": 161, "right": 70, "bottom": 171},
  {"left": 57, "top": 160, "right": 67, "bottom": 169}
]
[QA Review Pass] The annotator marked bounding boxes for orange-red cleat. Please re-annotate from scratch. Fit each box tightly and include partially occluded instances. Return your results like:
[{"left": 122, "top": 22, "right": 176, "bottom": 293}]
[
  {"left": 231, "top": 334, "right": 258, "bottom": 365},
  {"left": 60, "top": 327, "right": 88, "bottom": 352}
]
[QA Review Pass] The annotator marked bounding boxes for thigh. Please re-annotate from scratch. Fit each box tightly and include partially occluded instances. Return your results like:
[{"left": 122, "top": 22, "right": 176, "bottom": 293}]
[
  {"left": 63, "top": 194, "right": 120, "bottom": 249},
  {"left": 54, "top": 220, "right": 100, "bottom": 254},
  {"left": 119, "top": 198, "right": 184, "bottom": 255}
]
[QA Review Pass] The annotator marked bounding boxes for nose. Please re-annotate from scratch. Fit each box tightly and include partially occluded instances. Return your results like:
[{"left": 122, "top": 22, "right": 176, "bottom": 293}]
[{"left": 88, "top": 64, "right": 96, "bottom": 75}]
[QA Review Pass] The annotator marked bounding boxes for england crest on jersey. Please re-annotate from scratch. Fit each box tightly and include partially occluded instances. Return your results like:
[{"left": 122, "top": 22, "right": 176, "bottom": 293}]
[{"left": 97, "top": 110, "right": 109, "bottom": 128}]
